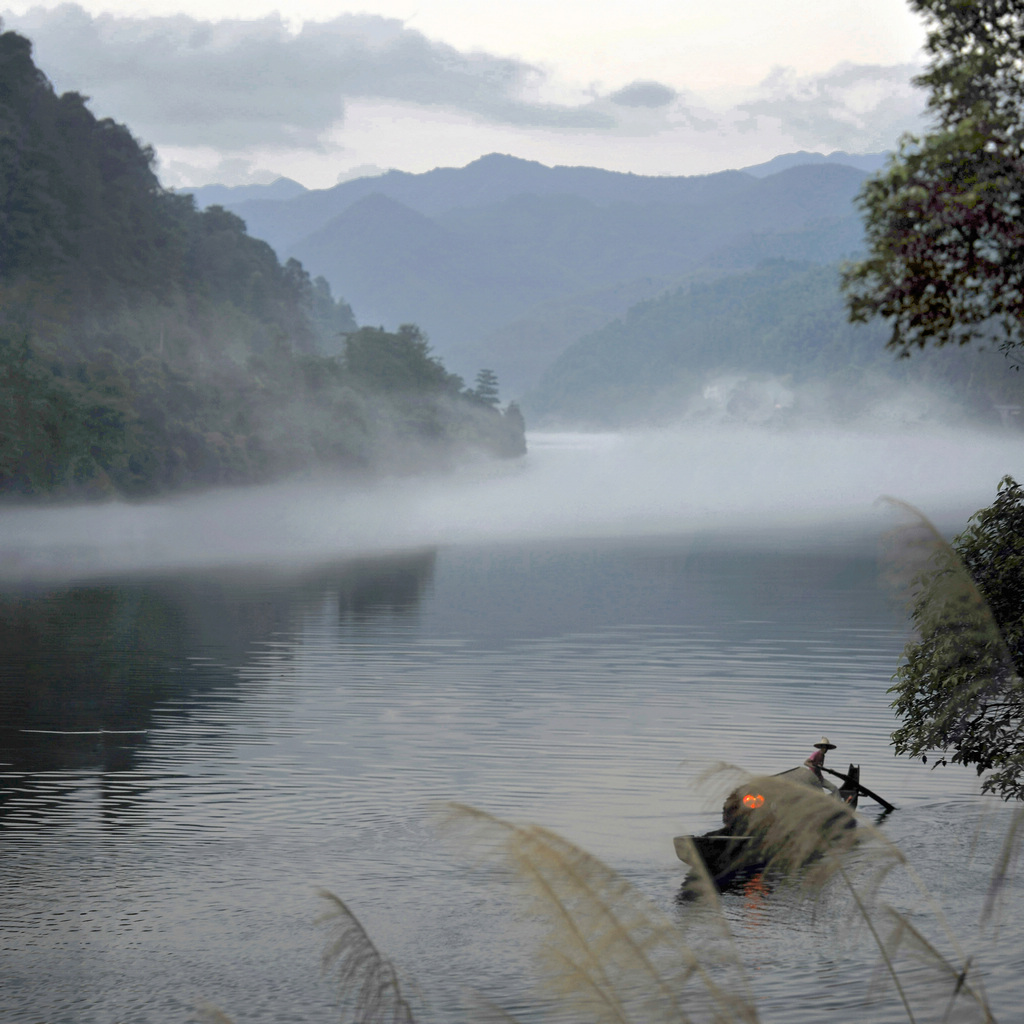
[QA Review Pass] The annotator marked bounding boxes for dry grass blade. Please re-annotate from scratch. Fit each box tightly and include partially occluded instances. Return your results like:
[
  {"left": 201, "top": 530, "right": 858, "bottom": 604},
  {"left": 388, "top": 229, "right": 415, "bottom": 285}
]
[
  {"left": 316, "top": 889, "right": 415, "bottom": 1024},
  {"left": 745, "top": 776, "right": 861, "bottom": 878},
  {"left": 982, "top": 805, "right": 1024, "bottom": 928},
  {"left": 446, "top": 802, "right": 759, "bottom": 1024},
  {"left": 878, "top": 911, "right": 996, "bottom": 1023},
  {"left": 881, "top": 498, "right": 1020, "bottom": 765},
  {"left": 835, "top": 808, "right": 1014, "bottom": 1024}
]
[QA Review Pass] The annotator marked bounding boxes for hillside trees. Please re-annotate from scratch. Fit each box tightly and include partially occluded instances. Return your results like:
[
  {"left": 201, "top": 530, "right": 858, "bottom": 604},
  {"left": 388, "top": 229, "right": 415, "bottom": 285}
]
[
  {"left": 0, "top": 28, "right": 523, "bottom": 498},
  {"left": 842, "top": 0, "right": 1024, "bottom": 356},
  {"left": 344, "top": 325, "right": 462, "bottom": 395},
  {"left": 528, "top": 262, "right": 903, "bottom": 425},
  {"left": 1, "top": 31, "right": 181, "bottom": 300},
  {"left": 342, "top": 327, "right": 526, "bottom": 458}
]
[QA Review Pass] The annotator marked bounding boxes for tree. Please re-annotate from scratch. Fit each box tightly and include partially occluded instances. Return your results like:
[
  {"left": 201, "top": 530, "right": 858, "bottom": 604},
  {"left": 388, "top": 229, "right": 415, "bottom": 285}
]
[
  {"left": 842, "top": 0, "right": 1024, "bottom": 358},
  {"left": 343, "top": 324, "right": 461, "bottom": 395},
  {"left": 471, "top": 368, "right": 501, "bottom": 406},
  {"left": 890, "top": 477, "right": 1024, "bottom": 799}
]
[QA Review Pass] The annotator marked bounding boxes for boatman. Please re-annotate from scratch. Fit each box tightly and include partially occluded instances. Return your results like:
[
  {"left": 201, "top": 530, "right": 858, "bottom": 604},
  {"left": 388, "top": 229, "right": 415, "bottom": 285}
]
[{"left": 804, "top": 737, "right": 840, "bottom": 795}]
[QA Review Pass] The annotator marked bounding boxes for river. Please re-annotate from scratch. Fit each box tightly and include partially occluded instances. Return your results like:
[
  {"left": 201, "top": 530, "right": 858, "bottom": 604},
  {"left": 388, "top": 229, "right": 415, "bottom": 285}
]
[{"left": 2, "top": 426, "right": 1023, "bottom": 1024}]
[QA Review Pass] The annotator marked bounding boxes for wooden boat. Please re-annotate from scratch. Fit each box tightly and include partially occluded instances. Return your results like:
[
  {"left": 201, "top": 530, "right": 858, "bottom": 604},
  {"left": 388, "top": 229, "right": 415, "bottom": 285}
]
[{"left": 674, "top": 745, "right": 893, "bottom": 885}]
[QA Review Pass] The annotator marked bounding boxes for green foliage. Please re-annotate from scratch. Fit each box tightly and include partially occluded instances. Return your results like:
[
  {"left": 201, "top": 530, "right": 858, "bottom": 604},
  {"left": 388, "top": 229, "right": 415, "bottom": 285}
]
[
  {"left": 0, "top": 30, "right": 185, "bottom": 302},
  {"left": 889, "top": 480, "right": 1024, "bottom": 799},
  {"left": 0, "top": 325, "right": 133, "bottom": 495},
  {"left": 842, "top": 0, "right": 1024, "bottom": 356},
  {"left": 0, "top": 29, "right": 525, "bottom": 499},
  {"left": 344, "top": 325, "right": 462, "bottom": 395},
  {"left": 305, "top": 273, "right": 357, "bottom": 355}
]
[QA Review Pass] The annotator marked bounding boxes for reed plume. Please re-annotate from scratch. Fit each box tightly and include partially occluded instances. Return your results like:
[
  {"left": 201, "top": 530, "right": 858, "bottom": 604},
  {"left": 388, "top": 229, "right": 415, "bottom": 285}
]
[
  {"left": 316, "top": 889, "right": 415, "bottom": 1024},
  {"left": 446, "top": 802, "right": 758, "bottom": 1024},
  {"left": 882, "top": 496, "right": 1024, "bottom": 796}
]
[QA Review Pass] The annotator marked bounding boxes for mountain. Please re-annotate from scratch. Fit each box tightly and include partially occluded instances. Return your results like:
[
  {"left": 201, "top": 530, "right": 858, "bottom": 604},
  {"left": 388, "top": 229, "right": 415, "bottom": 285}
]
[
  {"left": 524, "top": 260, "right": 1024, "bottom": 428},
  {"left": 205, "top": 154, "right": 757, "bottom": 253},
  {"left": 185, "top": 154, "right": 873, "bottom": 393},
  {"left": 179, "top": 176, "right": 307, "bottom": 208},
  {"left": 290, "top": 192, "right": 579, "bottom": 346},
  {"left": 0, "top": 29, "right": 524, "bottom": 501},
  {"left": 739, "top": 150, "right": 889, "bottom": 177},
  {"left": 183, "top": 150, "right": 883, "bottom": 252}
]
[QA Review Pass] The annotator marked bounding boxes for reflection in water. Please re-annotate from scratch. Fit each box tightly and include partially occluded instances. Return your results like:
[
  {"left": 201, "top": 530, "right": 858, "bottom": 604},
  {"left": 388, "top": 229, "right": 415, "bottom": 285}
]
[
  {"left": 0, "top": 551, "right": 436, "bottom": 834},
  {"left": 676, "top": 866, "right": 778, "bottom": 907},
  {"left": 332, "top": 551, "right": 436, "bottom": 621},
  {"left": 738, "top": 871, "right": 773, "bottom": 924},
  {"left": 0, "top": 584, "right": 194, "bottom": 776}
]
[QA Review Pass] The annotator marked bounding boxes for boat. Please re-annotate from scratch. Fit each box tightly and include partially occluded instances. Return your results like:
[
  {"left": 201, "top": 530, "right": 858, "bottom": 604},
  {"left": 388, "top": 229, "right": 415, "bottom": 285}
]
[{"left": 674, "top": 740, "right": 893, "bottom": 885}]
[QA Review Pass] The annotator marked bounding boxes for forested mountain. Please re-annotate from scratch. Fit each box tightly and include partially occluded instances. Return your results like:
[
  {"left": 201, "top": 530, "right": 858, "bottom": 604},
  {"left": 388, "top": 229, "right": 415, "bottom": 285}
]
[
  {"left": 526, "top": 261, "right": 1024, "bottom": 427},
  {"left": 183, "top": 155, "right": 873, "bottom": 393},
  {"left": 0, "top": 30, "right": 524, "bottom": 501}
]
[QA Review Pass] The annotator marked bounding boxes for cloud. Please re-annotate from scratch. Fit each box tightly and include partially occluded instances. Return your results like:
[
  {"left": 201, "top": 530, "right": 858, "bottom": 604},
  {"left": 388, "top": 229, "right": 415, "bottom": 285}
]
[
  {"left": 4, "top": 4, "right": 614, "bottom": 151},
  {"left": 2, "top": 7, "right": 927, "bottom": 185},
  {"left": 608, "top": 80, "right": 677, "bottom": 109},
  {"left": 737, "top": 62, "right": 927, "bottom": 150},
  {"left": 160, "top": 154, "right": 284, "bottom": 187},
  {"left": 336, "top": 163, "right": 388, "bottom": 184}
]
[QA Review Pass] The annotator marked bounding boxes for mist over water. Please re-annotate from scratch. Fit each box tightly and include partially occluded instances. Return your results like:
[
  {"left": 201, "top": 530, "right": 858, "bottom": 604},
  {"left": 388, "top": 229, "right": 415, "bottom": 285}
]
[{"left": 1, "top": 423, "right": 1020, "bottom": 581}]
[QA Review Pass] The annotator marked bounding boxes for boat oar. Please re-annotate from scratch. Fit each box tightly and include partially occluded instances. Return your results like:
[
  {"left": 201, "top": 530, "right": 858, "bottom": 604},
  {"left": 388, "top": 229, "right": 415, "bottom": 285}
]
[{"left": 821, "top": 766, "right": 896, "bottom": 812}]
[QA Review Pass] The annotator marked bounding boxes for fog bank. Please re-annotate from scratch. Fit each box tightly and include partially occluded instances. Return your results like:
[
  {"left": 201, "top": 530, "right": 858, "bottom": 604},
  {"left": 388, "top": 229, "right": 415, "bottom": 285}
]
[{"left": 1, "top": 424, "right": 1020, "bottom": 582}]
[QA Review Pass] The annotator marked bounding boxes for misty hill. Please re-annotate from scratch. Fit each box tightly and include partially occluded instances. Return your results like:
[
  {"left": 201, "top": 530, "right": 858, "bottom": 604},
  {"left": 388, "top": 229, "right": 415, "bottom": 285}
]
[
  {"left": 0, "top": 30, "right": 524, "bottom": 501},
  {"left": 180, "top": 176, "right": 307, "bottom": 208},
  {"left": 184, "top": 154, "right": 756, "bottom": 249},
  {"left": 182, "top": 149, "right": 886, "bottom": 243},
  {"left": 740, "top": 150, "right": 889, "bottom": 177},
  {"left": 525, "top": 260, "right": 1024, "bottom": 428},
  {"left": 185, "top": 154, "right": 873, "bottom": 394}
]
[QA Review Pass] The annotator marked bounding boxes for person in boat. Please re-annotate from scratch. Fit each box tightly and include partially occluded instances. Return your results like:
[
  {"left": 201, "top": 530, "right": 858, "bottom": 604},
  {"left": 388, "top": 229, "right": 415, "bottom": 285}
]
[{"left": 803, "top": 738, "right": 840, "bottom": 795}]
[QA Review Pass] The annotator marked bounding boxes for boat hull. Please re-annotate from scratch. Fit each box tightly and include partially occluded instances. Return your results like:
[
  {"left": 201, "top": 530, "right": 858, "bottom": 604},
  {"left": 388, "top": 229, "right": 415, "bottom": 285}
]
[{"left": 674, "top": 831, "right": 762, "bottom": 880}]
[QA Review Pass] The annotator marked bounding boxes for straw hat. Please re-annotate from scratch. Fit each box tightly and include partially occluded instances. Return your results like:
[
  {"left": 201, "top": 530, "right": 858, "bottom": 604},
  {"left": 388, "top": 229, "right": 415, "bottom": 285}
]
[{"left": 814, "top": 737, "right": 837, "bottom": 751}]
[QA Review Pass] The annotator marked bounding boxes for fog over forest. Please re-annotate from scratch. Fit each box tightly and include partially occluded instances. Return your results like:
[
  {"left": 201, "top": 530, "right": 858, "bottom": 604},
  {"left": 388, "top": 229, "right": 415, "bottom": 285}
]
[{"left": 3, "top": 22, "right": 1022, "bottom": 581}]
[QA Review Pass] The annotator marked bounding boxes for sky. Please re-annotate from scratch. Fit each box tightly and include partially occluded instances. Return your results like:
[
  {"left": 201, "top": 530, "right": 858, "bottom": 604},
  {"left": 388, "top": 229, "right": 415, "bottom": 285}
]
[{"left": 1, "top": 0, "right": 931, "bottom": 189}]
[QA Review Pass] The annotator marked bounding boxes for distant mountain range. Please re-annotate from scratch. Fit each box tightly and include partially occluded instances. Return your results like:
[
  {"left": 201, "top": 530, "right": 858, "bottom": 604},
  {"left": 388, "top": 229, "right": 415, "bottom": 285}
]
[
  {"left": 180, "top": 152, "right": 883, "bottom": 395},
  {"left": 182, "top": 150, "right": 890, "bottom": 214},
  {"left": 739, "top": 150, "right": 888, "bottom": 177}
]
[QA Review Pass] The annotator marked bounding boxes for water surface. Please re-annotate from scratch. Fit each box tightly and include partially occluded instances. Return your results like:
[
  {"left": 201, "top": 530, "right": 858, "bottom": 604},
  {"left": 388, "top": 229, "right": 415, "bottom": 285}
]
[
  {"left": 4, "top": 425, "right": 1024, "bottom": 1023},
  {"left": 2, "top": 531, "right": 1019, "bottom": 1024}
]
